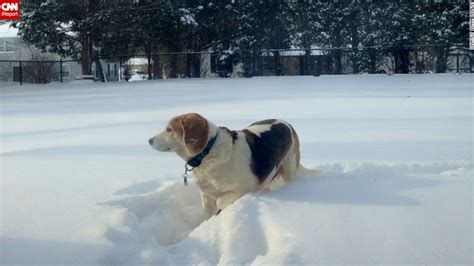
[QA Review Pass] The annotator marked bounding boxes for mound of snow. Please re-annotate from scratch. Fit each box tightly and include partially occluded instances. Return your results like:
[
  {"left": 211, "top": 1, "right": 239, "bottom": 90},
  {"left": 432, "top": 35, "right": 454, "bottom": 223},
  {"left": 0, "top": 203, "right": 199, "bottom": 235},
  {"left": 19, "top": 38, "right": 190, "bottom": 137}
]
[
  {"left": 101, "top": 161, "right": 472, "bottom": 265},
  {"left": 104, "top": 181, "right": 203, "bottom": 247}
]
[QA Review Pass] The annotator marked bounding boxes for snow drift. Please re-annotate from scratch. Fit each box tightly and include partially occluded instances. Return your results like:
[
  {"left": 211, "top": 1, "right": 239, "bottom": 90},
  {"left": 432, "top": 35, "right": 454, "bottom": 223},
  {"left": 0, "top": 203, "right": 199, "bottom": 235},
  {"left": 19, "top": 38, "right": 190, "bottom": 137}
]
[{"left": 101, "top": 161, "right": 472, "bottom": 265}]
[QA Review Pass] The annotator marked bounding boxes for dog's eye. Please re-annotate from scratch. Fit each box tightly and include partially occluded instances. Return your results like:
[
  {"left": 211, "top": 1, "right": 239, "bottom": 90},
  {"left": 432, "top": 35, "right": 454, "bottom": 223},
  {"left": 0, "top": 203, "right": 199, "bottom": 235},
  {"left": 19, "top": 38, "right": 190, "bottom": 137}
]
[{"left": 166, "top": 127, "right": 172, "bottom": 132}]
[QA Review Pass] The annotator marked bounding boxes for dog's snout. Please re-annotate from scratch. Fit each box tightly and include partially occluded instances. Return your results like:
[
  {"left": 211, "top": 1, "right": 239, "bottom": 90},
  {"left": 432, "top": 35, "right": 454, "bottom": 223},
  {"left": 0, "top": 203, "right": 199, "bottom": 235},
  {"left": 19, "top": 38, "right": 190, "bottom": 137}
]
[{"left": 148, "top": 138, "right": 154, "bottom": 146}]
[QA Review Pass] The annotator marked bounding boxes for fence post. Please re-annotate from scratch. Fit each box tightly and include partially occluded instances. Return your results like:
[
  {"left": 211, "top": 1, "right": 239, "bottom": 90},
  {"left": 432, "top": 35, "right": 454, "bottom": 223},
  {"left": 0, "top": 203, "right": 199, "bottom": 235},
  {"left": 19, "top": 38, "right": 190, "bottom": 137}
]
[
  {"left": 60, "top": 58, "right": 63, "bottom": 82},
  {"left": 186, "top": 53, "right": 191, "bottom": 78},
  {"left": 214, "top": 53, "right": 219, "bottom": 77},
  {"left": 19, "top": 61, "right": 23, "bottom": 85},
  {"left": 415, "top": 50, "right": 418, "bottom": 74},
  {"left": 456, "top": 52, "right": 460, "bottom": 74},
  {"left": 469, "top": 51, "right": 474, "bottom": 73},
  {"left": 147, "top": 54, "right": 152, "bottom": 80},
  {"left": 255, "top": 52, "right": 258, "bottom": 76},
  {"left": 118, "top": 57, "right": 122, "bottom": 82}
]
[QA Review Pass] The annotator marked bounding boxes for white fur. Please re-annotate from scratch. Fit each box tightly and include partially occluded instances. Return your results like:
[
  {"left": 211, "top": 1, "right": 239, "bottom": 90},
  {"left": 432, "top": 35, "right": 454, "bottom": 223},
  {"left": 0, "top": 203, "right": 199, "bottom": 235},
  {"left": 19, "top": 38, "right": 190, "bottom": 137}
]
[{"left": 245, "top": 124, "right": 273, "bottom": 137}]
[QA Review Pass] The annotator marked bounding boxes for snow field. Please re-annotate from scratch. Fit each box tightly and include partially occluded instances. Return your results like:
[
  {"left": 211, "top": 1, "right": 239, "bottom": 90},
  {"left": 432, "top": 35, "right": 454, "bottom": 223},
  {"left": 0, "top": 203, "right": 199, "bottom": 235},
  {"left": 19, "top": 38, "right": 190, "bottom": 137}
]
[{"left": 1, "top": 74, "right": 473, "bottom": 265}]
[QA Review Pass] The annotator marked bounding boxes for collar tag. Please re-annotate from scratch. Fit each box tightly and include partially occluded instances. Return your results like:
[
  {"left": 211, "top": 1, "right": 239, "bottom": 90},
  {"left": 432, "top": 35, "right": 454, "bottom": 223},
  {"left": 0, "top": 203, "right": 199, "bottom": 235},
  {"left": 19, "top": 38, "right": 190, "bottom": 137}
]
[
  {"left": 183, "top": 164, "right": 194, "bottom": 186},
  {"left": 182, "top": 133, "right": 218, "bottom": 185}
]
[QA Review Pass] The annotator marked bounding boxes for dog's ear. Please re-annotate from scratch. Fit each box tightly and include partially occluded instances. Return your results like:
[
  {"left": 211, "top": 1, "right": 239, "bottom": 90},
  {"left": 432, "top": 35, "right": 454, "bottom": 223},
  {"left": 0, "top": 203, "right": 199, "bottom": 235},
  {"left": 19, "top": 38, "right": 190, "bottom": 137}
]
[
  {"left": 169, "top": 114, "right": 185, "bottom": 139},
  {"left": 181, "top": 113, "right": 209, "bottom": 155}
]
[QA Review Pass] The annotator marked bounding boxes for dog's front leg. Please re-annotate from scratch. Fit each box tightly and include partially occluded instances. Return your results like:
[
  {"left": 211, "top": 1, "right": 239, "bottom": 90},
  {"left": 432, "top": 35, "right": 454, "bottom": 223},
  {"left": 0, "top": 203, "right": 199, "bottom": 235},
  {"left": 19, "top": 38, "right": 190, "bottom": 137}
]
[
  {"left": 200, "top": 192, "right": 217, "bottom": 220},
  {"left": 216, "top": 192, "right": 245, "bottom": 211}
]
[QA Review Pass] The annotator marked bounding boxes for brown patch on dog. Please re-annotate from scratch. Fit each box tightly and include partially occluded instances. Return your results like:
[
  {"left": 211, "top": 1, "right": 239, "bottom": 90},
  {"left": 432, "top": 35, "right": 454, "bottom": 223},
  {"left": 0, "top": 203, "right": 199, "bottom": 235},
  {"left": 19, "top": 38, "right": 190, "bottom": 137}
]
[
  {"left": 289, "top": 125, "right": 301, "bottom": 169},
  {"left": 219, "top": 126, "right": 238, "bottom": 144},
  {"left": 169, "top": 114, "right": 186, "bottom": 139},
  {"left": 171, "top": 113, "right": 210, "bottom": 155},
  {"left": 182, "top": 113, "right": 210, "bottom": 155},
  {"left": 243, "top": 123, "right": 292, "bottom": 184}
]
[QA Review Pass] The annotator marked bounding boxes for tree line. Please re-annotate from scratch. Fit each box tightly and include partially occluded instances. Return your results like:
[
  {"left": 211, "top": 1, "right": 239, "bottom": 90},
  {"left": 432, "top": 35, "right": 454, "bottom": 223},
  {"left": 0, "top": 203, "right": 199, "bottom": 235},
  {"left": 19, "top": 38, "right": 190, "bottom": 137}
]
[{"left": 15, "top": 0, "right": 469, "bottom": 78}]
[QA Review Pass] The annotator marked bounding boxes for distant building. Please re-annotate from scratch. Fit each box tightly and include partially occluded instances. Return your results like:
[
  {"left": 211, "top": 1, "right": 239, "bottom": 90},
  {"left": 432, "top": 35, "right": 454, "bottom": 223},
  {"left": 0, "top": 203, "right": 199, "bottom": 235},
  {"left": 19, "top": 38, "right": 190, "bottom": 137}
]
[
  {"left": 91, "top": 60, "right": 121, "bottom": 82},
  {"left": 0, "top": 23, "right": 120, "bottom": 83},
  {"left": 0, "top": 23, "right": 82, "bottom": 83}
]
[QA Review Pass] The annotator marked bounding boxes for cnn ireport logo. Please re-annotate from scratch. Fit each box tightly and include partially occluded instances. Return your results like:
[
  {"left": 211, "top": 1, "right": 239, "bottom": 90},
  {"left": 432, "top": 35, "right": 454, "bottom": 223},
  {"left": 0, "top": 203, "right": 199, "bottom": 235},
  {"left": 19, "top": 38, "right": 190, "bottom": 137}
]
[{"left": 0, "top": 0, "right": 20, "bottom": 20}]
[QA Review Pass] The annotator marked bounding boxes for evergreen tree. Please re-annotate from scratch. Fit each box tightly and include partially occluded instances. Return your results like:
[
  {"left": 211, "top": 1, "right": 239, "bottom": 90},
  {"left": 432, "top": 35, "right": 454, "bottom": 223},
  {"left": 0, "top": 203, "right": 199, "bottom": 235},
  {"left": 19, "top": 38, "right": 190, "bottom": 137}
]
[
  {"left": 15, "top": 0, "right": 184, "bottom": 79},
  {"left": 15, "top": 0, "right": 109, "bottom": 76},
  {"left": 418, "top": 1, "right": 454, "bottom": 72},
  {"left": 190, "top": 0, "right": 239, "bottom": 77},
  {"left": 133, "top": 0, "right": 182, "bottom": 79},
  {"left": 192, "top": 0, "right": 292, "bottom": 77},
  {"left": 380, "top": 1, "right": 421, "bottom": 73},
  {"left": 234, "top": 0, "right": 292, "bottom": 76},
  {"left": 290, "top": 0, "right": 324, "bottom": 75},
  {"left": 96, "top": 1, "right": 144, "bottom": 60},
  {"left": 14, "top": 0, "right": 471, "bottom": 78},
  {"left": 427, "top": 0, "right": 469, "bottom": 72},
  {"left": 317, "top": 0, "right": 353, "bottom": 74}
]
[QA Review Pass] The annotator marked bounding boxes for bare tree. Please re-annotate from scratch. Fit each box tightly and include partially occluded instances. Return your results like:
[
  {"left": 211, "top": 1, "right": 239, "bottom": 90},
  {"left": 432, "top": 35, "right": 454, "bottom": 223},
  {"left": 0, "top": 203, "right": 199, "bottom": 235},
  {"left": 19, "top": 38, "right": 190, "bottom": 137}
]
[{"left": 23, "top": 50, "right": 57, "bottom": 83}]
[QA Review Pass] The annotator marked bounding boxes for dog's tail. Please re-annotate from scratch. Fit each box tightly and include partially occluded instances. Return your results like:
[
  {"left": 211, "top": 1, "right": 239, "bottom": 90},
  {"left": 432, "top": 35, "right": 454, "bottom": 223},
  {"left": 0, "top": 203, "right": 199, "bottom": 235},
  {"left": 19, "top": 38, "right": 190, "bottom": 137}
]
[{"left": 297, "top": 164, "right": 321, "bottom": 177}]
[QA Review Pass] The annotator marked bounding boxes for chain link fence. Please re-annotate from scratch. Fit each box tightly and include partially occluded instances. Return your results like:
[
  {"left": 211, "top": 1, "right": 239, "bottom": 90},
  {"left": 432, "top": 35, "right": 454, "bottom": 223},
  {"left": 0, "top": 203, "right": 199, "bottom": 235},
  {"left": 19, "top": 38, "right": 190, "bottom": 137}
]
[
  {"left": 112, "top": 45, "right": 474, "bottom": 80},
  {"left": 0, "top": 59, "right": 80, "bottom": 85},
  {"left": 1, "top": 45, "right": 472, "bottom": 85},
  {"left": 252, "top": 45, "right": 473, "bottom": 77},
  {"left": 117, "top": 52, "right": 208, "bottom": 81}
]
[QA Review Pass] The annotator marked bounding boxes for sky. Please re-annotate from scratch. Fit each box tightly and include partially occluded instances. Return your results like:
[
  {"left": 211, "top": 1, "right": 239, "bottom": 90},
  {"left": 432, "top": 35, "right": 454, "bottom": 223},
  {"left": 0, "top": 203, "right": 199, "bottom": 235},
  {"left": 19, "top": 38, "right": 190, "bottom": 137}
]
[{"left": 0, "top": 23, "right": 18, "bottom": 38}]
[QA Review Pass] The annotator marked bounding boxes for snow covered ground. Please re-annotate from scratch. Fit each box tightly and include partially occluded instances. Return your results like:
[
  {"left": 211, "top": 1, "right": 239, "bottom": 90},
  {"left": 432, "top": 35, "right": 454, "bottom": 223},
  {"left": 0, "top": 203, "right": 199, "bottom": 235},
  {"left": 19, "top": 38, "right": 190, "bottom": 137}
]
[{"left": 1, "top": 74, "right": 472, "bottom": 265}]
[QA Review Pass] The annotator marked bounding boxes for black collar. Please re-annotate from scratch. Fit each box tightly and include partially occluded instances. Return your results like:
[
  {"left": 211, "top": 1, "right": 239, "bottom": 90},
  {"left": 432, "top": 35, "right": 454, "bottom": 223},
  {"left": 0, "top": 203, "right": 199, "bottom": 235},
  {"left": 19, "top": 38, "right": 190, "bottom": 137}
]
[{"left": 186, "top": 133, "right": 218, "bottom": 168}]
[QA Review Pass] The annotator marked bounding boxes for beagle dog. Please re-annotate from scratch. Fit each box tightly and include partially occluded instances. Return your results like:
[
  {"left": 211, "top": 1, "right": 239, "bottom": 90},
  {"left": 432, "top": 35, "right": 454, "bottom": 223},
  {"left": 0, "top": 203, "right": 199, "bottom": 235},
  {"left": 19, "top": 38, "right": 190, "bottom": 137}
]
[{"left": 149, "top": 113, "right": 319, "bottom": 220}]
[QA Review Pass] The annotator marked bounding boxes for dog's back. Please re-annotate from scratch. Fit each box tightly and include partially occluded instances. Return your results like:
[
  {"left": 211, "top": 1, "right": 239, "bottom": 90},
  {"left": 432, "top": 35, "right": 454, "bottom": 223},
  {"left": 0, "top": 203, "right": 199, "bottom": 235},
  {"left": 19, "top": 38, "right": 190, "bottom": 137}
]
[{"left": 242, "top": 119, "right": 296, "bottom": 185}]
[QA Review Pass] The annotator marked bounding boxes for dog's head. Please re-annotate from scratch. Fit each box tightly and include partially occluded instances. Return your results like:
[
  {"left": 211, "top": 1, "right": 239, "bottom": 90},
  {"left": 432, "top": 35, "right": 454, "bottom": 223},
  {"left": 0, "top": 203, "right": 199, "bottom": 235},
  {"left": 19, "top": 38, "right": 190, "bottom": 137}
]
[{"left": 149, "top": 113, "right": 211, "bottom": 158}]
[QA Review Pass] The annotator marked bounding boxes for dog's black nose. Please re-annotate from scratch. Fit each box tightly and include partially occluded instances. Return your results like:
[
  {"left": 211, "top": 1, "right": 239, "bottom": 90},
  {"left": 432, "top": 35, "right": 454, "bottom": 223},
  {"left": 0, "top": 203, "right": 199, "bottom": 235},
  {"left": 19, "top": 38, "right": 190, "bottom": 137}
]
[{"left": 148, "top": 138, "right": 154, "bottom": 145}]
